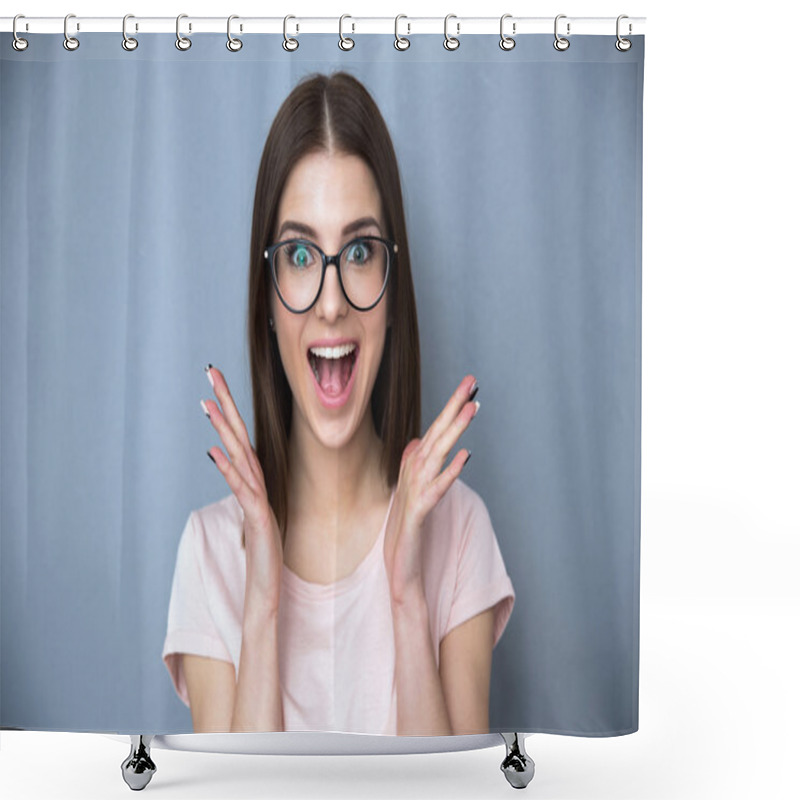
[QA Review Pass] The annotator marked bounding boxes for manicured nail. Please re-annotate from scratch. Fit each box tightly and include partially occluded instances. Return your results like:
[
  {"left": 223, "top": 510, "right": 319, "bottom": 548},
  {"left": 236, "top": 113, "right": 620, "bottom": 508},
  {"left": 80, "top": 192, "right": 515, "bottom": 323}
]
[
  {"left": 473, "top": 400, "right": 480, "bottom": 416},
  {"left": 469, "top": 381, "right": 479, "bottom": 401},
  {"left": 464, "top": 450, "right": 472, "bottom": 466},
  {"left": 205, "top": 364, "right": 215, "bottom": 389},
  {"left": 207, "top": 450, "right": 216, "bottom": 465},
  {"left": 200, "top": 399, "right": 210, "bottom": 418}
]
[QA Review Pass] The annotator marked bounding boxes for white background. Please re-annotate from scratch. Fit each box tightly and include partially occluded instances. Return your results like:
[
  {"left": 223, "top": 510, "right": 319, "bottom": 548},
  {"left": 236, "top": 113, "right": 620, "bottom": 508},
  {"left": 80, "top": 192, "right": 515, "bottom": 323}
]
[{"left": 2, "top": 1, "right": 798, "bottom": 798}]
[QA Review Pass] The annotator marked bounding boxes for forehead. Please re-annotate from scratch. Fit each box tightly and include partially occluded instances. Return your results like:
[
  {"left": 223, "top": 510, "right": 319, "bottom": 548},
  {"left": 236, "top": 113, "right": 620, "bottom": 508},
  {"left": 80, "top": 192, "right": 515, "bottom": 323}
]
[{"left": 277, "top": 151, "right": 382, "bottom": 230}]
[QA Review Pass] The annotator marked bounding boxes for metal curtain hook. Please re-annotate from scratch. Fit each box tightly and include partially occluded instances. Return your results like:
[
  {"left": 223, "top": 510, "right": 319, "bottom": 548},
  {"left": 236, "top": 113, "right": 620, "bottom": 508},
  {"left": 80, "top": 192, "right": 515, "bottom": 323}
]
[
  {"left": 444, "top": 13, "right": 460, "bottom": 51},
  {"left": 616, "top": 14, "right": 632, "bottom": 51},
  {"left": 283, "top": 15, "right": 299, "bottom": 51},
  {"left": 553, "top": 14, "right": 570, "bottom": 51},
  {"left": 122, "top": 14, "right": 138, "bottom": 51},
  {"left": 227, "top": 15, "right": 243, "bottom": 51},
  {"left": 176, "top": 13, "right": 191, "bottom": 50},
  {"left": 339, "top": 14, "right": 354, "bottom": 50},
  {"left": 63, "top": 13, "right": 79, "bottom": 51},
  {"left": 500, "top": 14, "right": 516, "bottom": 50},
  {"left": 394, "top": 14, "right": 410, "bottom": 50},
  {"left": 12, "top": 14, "right": 29, "bottom": 51}
]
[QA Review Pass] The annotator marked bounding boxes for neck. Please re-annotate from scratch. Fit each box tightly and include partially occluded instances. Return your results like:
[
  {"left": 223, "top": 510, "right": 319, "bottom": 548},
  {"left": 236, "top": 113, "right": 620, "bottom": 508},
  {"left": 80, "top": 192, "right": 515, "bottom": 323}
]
[{"left": 287, "top": 404, "right": 388, "bottom": 532}]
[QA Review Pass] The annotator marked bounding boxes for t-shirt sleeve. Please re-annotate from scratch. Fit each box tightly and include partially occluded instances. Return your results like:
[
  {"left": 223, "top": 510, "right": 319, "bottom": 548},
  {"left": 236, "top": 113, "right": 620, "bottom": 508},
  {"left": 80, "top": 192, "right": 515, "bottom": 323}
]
[
  {"left": 443, "top": 487, "right": 516, "bottom": 648},
  {"left": 161, "top": 511, "right": 232, "bottom": 707}
]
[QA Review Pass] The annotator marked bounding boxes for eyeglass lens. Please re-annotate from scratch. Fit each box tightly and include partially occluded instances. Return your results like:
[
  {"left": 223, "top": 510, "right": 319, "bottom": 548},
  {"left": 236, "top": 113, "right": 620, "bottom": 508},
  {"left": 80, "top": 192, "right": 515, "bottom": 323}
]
[{"left": 273, "top": 238, "right": 389, "bottom": 311}]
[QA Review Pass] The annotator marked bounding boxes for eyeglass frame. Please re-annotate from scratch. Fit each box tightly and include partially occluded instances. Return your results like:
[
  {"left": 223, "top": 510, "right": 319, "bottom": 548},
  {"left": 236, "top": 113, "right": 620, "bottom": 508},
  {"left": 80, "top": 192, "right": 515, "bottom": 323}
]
[{"left": 264, "top": 235, "right": 398, "bottom": 314}]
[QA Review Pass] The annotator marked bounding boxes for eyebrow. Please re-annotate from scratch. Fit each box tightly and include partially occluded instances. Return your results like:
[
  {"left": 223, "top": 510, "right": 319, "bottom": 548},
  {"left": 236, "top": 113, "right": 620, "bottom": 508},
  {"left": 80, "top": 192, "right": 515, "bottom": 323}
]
[{"left": 276, "top": 216, "right": 382, "bottom": 241}]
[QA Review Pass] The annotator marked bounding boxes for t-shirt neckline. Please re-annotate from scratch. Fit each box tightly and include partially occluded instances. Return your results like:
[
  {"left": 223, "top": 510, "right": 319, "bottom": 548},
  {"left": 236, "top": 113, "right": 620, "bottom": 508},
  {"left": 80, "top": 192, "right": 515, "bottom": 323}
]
[{"left": 281, "top": 487, "right": 396, "bottom": 600}]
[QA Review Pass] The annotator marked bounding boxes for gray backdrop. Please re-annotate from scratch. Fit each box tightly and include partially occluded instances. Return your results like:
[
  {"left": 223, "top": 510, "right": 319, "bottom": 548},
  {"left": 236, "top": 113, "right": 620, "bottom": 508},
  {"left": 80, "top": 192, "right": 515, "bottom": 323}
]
[{"left": 0, "top": 32, "right": 643, "bottom": 735}]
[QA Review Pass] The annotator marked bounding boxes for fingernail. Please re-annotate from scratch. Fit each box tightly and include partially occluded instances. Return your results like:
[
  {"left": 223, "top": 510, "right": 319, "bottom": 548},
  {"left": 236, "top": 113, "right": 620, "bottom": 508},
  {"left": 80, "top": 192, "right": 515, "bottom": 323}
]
[
  {"left": 205, "top": 364, "right": 215, "bottom": 389},
  {"left": 469, "top": 381, "right": 479, "bottom": 401},
  {"left": 473, "top": 400, "right": 480, "bottom": 416},
  {"left": 207, "top": 450, "right": 216, "bottom": 465},
  {"left": 464, "top": 450, "right": 472, "bottom": 466},
  {"left": 200, "top": 399, "right": 210, "bottom": 418}
]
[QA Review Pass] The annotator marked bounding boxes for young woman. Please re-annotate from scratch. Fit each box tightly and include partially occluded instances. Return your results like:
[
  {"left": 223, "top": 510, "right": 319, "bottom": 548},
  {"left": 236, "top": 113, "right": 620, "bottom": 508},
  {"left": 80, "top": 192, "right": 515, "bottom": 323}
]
[{"left": 162, "top": 71, "right": 515, "bottom": 736}]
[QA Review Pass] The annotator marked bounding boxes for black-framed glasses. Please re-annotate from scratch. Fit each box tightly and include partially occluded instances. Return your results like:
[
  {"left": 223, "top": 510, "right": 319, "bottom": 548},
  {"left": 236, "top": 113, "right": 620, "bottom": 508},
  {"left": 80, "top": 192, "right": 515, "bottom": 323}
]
[{"left": 264, "top": 236, "right": 398, "bottom": 314}]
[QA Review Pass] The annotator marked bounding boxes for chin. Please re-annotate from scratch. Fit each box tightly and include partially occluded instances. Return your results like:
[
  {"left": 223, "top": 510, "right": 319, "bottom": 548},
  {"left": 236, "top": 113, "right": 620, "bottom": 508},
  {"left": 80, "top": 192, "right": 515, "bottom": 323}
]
[{"left": 305, "top": 380, "right": 372, "bottom": 452}]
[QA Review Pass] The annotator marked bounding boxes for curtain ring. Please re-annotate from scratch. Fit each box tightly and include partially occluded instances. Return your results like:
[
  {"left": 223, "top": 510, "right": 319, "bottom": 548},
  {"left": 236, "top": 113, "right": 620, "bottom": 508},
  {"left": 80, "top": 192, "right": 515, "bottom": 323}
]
[
  {"left": 394, "top": 15, "right": 410, "bottom": 51},
  {"left": 176, "top": 14, "right": 191, "bottom": 51},
  {"left": 63, "top": 13, "right": 79, "bottom": 51},
  {"left": 443, "top": 14, "right": 460, "bottom": 51},
  {"left": 553, "top": 14, "right": 570, "bottom": 51},
  {"left": 615, "top": 15, "right": 632, "bottom": 52},
  {"left": 122, "top": 14, "right": 138, "bottom": 51},
  {"left": 339, "top": 15, "right": 354, "bottom": 50},
  {"left": 499, "top": 14, "right": 516, "bottom": 50},
  {"left": 227, "top": 15, "right": 243, "bottom": 52},
  {"left": 283, "top": 15, "right": 299, "bottom": 51},
  {"left": 12, "top": 14, "right": 29, "bottom": 52}
]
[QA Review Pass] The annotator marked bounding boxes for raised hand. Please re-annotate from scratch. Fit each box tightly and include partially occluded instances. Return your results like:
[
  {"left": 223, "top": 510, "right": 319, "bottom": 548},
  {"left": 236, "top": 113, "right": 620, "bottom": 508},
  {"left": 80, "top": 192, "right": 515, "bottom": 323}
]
[
  {"left": 202, "top": 365, "right": 282, "bottom": 614},
  {"left": 383, "top": 374, "right": 480, "bottom": 606}
]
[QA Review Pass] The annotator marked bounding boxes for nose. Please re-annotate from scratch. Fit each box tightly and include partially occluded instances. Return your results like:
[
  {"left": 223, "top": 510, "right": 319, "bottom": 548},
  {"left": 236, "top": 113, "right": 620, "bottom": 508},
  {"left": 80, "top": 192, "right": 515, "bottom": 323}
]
[{"left": 315, "top": 260, "right": 349, "bottom": 323}]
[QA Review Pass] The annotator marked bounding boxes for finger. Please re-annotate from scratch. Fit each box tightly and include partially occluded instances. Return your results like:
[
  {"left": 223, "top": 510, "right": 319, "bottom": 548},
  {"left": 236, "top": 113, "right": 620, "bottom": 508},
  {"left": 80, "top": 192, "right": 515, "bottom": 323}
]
[
  {"left": 430, "top": 396, "right": 479, "bottom": 473},
  {"left": 206, "top": 365, "right": 253, "bottom": 456},
  {"left": 420, "top": 374, "right": 477, "bottom": 456},
  {"left": 204, "top": 365, "right": 262, "bottom": 480},
  {"left": 203, "top": 399, "right": 262, "bottom": 495},
  {"left": 426, "top": 448, "right": 471, "bottom": 509},
  {"left": 207, "top": 446, "right": 258, "bottom": 512}
]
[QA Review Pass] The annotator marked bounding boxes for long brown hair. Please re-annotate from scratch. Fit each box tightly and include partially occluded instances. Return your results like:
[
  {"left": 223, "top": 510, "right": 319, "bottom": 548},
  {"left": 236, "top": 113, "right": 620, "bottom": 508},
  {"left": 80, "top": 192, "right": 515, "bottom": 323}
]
[{"left": 245, "top": 71, "right": 421, "bottom": 545}]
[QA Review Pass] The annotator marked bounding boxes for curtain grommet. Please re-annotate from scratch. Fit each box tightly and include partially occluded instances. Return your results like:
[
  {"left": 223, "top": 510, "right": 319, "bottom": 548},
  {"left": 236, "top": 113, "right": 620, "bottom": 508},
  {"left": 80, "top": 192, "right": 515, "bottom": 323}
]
[
  {"left": 63, "top": 13, "right": 80, "bottom": 51},
  {"left": 394, "top": 15, "right": 410, "bottom": 50},
  {"left": 615, "top": 15, "right": 632, "bottom": 51},
  {"left": 226, "top": 15, "right": 243, "bottom": 52},
  {"left": 122, "top": 14, "right": 138, "bottom": 51},
  {"left": 444, "top": 14, "right": 460, "bottom": 51},
  {"left": 175, "top": 14, "right": 191, "bottom": 51},
  {"left": 339, "top": 15, "right": 355, "bottom": 50},
  {"left": 500, "top": 14, "right": 516, "bottom": 50},
  {"left": 553, "top": 14, "right": 570, "bottom": 51},
  {"left": 283, "top": 15, "right": 299, "bottom": 51},
  {"left": 12, "top": 14, "right": 29, "bottom": 51}
]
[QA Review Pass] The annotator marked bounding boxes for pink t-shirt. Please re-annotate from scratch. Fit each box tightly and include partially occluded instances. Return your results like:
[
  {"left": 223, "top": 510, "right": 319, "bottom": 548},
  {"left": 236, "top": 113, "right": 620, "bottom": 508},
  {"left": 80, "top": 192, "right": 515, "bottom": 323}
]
[{"left": 161, "top": 477, "right": 515, "bottom": 735}]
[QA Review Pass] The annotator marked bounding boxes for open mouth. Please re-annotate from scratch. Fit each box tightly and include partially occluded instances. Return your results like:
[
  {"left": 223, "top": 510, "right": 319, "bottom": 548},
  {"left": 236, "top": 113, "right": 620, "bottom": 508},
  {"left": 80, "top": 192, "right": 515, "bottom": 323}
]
[{"left": 307, "top": 342, "right": 359, "bottom": 398}]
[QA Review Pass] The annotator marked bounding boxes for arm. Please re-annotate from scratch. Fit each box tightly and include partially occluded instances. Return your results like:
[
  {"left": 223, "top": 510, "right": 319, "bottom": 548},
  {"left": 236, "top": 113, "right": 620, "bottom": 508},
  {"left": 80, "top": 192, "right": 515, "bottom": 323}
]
[
  {"left": 182, "top": 654, "right": 236, "bottom": 732},
  {"left": 183, "top": 603, "right": 284, "bottom": 733},
  {"left": 392, "top": 589, "right": 453, "bottom": 736},
  {"left": 198, "top": 366, "right": 285, "bottom": 732},
  {"left": 392, "top": 594, "right": 494, "bottom": 736},
  {"left": 438, "top": 608, "right": 494, "bottom": 734},
  {"left": 229, "top": 604, "right": 284, "bottom": 732}
]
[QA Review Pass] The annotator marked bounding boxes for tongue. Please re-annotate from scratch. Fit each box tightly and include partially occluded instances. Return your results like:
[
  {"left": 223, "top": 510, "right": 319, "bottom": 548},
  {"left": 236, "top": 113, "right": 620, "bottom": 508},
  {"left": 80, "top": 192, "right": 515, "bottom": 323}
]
[{"left": 317, "top": 356, "right": 350, "bottom": 396}]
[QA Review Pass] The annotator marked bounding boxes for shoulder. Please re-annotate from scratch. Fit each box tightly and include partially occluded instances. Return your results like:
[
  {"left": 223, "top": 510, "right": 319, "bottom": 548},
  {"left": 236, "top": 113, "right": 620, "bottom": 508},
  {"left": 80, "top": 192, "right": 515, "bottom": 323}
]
[
  {"left": 422, "top": 478, "right": 494, "bottom": 565},
  {"left": 427, "top": 478, "right": 492, "bottom": 537},
  {"left": 192, "top": 492, "right": 244, "bottom": 536},
  {"left": 183, "top": 493, "right": 245, "bottom": 570}
]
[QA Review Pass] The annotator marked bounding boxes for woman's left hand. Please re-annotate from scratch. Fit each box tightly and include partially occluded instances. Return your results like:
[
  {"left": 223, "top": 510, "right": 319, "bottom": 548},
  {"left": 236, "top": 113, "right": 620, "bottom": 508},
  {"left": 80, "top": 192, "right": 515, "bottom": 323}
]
[{"left": 384, "top": 374, "right": 480, "bottom": 606}]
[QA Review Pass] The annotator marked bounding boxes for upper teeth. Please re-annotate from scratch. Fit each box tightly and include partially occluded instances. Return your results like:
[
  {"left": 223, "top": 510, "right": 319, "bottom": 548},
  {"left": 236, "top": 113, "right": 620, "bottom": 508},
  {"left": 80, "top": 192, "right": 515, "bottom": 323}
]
[{"left": 309, "top": 343, "right": 356, "bottom": 360}]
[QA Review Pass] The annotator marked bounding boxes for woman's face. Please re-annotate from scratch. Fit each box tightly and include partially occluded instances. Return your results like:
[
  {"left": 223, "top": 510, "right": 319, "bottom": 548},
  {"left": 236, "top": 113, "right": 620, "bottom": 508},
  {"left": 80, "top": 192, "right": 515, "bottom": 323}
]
[{"left": 271, "top": 150, "right": 389, "bottom": 451}]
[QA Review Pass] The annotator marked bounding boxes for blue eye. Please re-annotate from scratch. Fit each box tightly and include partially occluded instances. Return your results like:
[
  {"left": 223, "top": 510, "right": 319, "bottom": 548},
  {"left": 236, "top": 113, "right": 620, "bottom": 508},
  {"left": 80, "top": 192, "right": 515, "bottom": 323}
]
[
  {"left": 346, "top": 240, "right": 372, "bottom": 266},
  {"left": 287, "top": 243, "right": 313, "bottom": 270}
]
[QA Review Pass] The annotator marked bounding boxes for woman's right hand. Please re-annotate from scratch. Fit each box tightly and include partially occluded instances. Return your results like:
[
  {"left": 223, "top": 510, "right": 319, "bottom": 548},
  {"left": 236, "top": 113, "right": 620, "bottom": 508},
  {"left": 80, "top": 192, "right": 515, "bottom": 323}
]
[{"left": 202, "top": 365, "right": 282, "bottom": 614}]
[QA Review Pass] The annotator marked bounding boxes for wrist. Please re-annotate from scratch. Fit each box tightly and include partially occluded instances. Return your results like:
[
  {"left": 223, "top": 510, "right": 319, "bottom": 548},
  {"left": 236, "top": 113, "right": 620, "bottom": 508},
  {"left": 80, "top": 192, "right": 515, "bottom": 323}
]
[
  {"left": 243, "top": 584, "right": 281, "bottom": 628},
  {"left": 390, "top": 582, "right": 428, "bottom": 617}
]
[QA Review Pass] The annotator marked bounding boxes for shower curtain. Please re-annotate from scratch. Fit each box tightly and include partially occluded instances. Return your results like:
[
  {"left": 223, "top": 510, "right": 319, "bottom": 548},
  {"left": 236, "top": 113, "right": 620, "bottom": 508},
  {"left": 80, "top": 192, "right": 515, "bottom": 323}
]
[{"left": 0, "top": 28, "right": 643, "bottom": 737}]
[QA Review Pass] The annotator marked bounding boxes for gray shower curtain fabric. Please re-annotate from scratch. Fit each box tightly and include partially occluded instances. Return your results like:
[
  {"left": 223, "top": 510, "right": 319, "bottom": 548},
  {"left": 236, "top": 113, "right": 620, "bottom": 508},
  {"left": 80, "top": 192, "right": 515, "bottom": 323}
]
[{"left": 0, "top": 31, "right": 644, "bottom": 737}]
